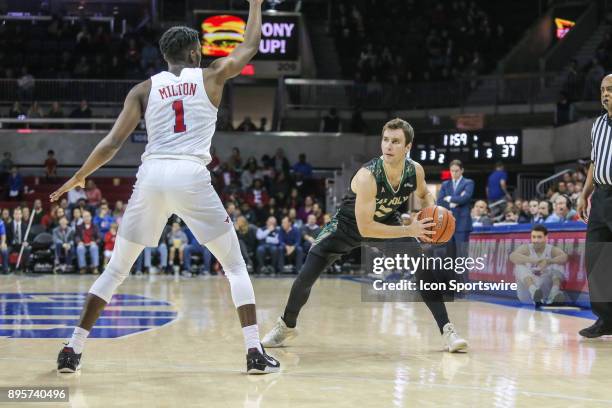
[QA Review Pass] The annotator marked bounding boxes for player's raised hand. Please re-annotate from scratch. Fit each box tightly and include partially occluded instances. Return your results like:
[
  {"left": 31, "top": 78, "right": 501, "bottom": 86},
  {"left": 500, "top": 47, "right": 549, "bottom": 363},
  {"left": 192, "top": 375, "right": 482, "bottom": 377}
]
[
  {"left": 407, "top": 217, "right": 436, "bottom": 241},
  {"left": 50, "top": 175, "right": 85, "bottom": 202},
  {"left": 576, "top": 195, "right": 589, "bottom": 223}
]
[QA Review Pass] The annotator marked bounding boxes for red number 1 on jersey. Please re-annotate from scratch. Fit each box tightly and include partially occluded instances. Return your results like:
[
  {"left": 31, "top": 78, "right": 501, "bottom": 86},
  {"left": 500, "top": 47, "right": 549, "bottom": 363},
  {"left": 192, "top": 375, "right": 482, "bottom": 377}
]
[{"left": 172, "top": 100, "right": 186, "bottom": 133}]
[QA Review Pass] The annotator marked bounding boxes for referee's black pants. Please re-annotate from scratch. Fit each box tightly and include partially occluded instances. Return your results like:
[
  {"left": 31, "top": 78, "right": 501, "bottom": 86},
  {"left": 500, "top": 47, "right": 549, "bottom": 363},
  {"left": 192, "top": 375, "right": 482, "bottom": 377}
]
[{"left": 586, "top": 186, "right": 612, "bottom": 323}]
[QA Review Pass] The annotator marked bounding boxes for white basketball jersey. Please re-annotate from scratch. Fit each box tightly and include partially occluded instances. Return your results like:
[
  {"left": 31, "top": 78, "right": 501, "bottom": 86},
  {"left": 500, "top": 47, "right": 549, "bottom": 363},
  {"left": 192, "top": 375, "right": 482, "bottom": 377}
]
[
  {"left": 142, "top": 68, "right": 217, "bottom": 164},
  {"left": 527, "top": 243, "right": 553, "bottom": 268}
]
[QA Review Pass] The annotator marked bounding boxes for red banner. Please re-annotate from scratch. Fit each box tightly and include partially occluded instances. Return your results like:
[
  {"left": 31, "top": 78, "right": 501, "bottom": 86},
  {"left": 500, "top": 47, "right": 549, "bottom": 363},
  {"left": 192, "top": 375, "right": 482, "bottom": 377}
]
[{"left": 469, "top": 230, "right": 588, "bottom": 293}]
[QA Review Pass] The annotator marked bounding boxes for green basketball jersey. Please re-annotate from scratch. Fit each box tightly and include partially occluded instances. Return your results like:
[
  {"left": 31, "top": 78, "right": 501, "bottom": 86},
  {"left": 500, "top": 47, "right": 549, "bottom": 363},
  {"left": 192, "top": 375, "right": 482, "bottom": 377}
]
[{"left": 336, "top": 156, "right": 418, "bottom": 229}]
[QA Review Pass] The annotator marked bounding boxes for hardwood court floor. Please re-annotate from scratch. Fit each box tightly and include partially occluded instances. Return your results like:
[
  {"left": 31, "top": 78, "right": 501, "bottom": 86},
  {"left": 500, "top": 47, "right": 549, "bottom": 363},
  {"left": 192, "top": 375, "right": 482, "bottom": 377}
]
[{"left": 0, "top": 274, "right": 611, "bottom": 408}]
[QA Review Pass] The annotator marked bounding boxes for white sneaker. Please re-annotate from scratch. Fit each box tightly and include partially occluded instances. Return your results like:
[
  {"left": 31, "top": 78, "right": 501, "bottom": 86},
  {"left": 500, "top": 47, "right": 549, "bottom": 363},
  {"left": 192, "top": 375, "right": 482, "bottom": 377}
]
[
  {"left": 442, "top": 323, "right": 468, "bottom": 353},
  {"left": 261, "top": 317, "right": 298, "bottom": 348}
]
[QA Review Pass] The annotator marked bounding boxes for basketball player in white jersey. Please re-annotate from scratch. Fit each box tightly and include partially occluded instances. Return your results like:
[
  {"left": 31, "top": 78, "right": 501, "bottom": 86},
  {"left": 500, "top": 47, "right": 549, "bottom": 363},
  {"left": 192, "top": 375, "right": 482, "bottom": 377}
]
[
  {"left": 509, "top": 224, "right": 568, "bottom": 304},
  {"left": 51, "top": 0, "right": 280, "bottom": 374}
]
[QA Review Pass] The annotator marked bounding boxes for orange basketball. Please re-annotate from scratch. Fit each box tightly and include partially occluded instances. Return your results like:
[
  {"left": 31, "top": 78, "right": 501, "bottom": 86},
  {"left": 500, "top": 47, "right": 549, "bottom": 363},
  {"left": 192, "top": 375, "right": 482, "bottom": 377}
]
[{"left": 416, "top": 206, "right": 456, "bottom": 243}]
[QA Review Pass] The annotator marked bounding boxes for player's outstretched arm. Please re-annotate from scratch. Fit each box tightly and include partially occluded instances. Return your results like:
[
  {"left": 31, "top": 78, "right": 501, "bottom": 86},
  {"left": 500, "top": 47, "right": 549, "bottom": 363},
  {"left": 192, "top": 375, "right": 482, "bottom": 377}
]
[
  {"left": 50, "top": 81, "right": 148, "bottom": 202},
  {"left": 353, "top": 168, "right": 435, "bottom": 240},
  {"left": 413, "top": 161, "right": 436, "bottom": 208},
  {"left": 206, "top": 0, "right": 263, "bottom": 87}
]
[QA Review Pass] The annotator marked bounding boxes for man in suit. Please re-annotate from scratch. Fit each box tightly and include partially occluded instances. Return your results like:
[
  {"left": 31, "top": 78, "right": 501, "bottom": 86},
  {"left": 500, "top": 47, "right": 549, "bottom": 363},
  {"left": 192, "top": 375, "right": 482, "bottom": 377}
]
[
  {"left": 5, "top": 207, "right": 31, "bottom": 271},
  {"left": 437, "top": 160, "right": 475, "bottom": 283}
]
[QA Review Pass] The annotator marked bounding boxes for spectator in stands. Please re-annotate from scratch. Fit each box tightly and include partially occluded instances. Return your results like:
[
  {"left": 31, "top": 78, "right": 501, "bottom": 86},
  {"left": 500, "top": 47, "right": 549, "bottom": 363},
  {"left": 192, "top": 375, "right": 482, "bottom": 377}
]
[
  {"left": 554, "top": 92, "right": 574, "bottom": 126},
  {"left": 31, "top": 199, "right": 44, "bottom": 226},
  {"left": 44, "top": 150, "right": 58, "bottom": 180},
  {"left": 486, "top": 162, "right": 511, "bottom": 203},
  {"left": 45, "top": 206, "right": 64, "bottom": 231},
  {"left": 94, "top": 203, "right": 114, "bottom": 236},
  {"left": 112, "top": 200, "right": 125, "bottom": 225},
  {"left": 241, "top": 160, "right": 261, "bottom": 189},
  {"left": 0, "top": 152, "right": 14, "bottom": 183},
  {"left": 272, "top": 148, "right": 291, "bottom": 177},
  {"left": 75, "top": 210, "right": 100, "bottom": 274},
  {"left": 68, "top": 185, "right": 87, "bottom": 207},
  {"left": 538, "top": 200, "right": 552, "bottom": 222},
  {"left": 52, "top": 216, "right": 74, "bottom": 272},
  {"left": 293, "top": 153, "right": 313, "bottom": 179},
  {"left": 496, "top": 207, "right": 519, "bottom": 225},
  {"left": 237, "top": 116, "right": 258, "bottom": 132},
  {"left": 6, "top": 207, "right": 30, "bottom": 271},
  {"left": 85, "top": 180, "right": 102, "bottom": 207},
  {"left": 47, "top": 102, "right": 64, "bottom": 123},
  {"left": 279, "top": 216, "right": 303, "bottom": 273},
  {"left": 527, "top": 200, "right": 543, "bottom": 223},
  {"left": 288, "top": 208, "right": 302, "bottom": 229},
  {"left": 27, "top": 101, "right": 44, "bottom": 127},
  {"left": 167, "top": 222, "right": 188, "bottom": 272},
  {"left": 1, "top": 209, "right": 11, "bottom": 228},
  {"left": 0, "top": 219, "right": 7, "bottom": 273},
  {"left": 565, "top": 59, "right": 580, "bottom": 100},
  {"left": 270, "top": 172, "right": 291, "bottom": 204},
  {"left": 103, "top": 223, "right": 118, "bottom": 267},
  {"left": 17, "top": 67, "right": 35, "bottom": 101},
  {"left": 235, "top": 216, "right": 257, "bottom": 273},
  {"left": 301, "top": 214, "right": 321, "bottom": 253},
  {"left": 228, "top": 147, "right": 243, "bottom": 172},
  {"left": 258, "top": 117, "right": 268, "bottom": 131},
  {"left": 182, "top": 226, "right": 213, "bottom": 276},
  {"left": 21, "top": 207, "right": 30, "bottom": 225},
  {"left": 320, "top": 108, "right": 341, "bottom": 132},
  {"left": 350, "top": 109, "right": 368, "bottom": 134},
  {"left": 256, "top": 216, "right": 281, "bottom": 274},
  {"left": 140, "top": 40, "right": 160, "bottom": 71},
  {"left": 545, "top": 195, "right": 577, "bottom": 223},
  {"left": 297, "top": 196, "right": 315, "bottom": 223},
  {"left": 246, "top": 179, "right": 270, "bottom": 207},
  {"left": 8, "top": 102, "right": 24, "bottom": 119},
  {"left": 70, "top": 99, "right": 92, "bottom": 129},
  {"left": 7, "top": 166, "right": 23, "bottom": 200}
]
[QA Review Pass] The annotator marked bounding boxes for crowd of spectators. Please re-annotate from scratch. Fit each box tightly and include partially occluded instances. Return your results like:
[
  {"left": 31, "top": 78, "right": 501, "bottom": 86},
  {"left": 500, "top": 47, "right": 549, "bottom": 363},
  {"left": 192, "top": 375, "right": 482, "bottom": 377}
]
[
  {"left": 473, "top": 163, "right": 587, "bottom": 227},
  {"left": 331, "top": 0, "right": 508, "bottom": 85},
  {"left": 0, "top": 16, "right": 162, "bottom": 81},
  {"left": 5, "top": 100, "right": 93, "bottom": 129},
  {"left": 0, "top": 149, "right": 329, "bottom": 276}
]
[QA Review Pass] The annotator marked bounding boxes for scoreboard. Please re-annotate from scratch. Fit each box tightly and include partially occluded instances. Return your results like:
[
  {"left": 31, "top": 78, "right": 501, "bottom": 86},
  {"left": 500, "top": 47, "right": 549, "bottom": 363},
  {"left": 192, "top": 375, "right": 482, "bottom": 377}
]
[
  {"left": 412, "top": 130, "right": 522, "bottom": 165},
  {"left": 194, "top": 10, "right": 301, "bottom": 78}
]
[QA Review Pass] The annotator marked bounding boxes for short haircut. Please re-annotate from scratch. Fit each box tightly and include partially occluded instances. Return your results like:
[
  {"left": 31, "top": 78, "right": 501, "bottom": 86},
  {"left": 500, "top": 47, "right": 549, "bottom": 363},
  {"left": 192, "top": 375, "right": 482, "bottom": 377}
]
[
  {"left": 532, "top": 224, "right": 548, "bottom": 235},
  {"left": 159, "top": 26, "right": 200, "bottom": 63},
  {"left": 382, "top": 118, "right": 414, "bottom": 145},
  {"left": 449, "top": 159, "right": 463, "bottom": 169}
]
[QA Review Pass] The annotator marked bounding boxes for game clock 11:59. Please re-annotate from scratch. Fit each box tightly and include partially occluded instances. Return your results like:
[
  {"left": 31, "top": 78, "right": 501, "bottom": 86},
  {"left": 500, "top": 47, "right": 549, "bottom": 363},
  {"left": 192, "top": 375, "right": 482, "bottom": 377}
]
[{"left": 413, "top": 130, "right": 522, "bottom": 165}]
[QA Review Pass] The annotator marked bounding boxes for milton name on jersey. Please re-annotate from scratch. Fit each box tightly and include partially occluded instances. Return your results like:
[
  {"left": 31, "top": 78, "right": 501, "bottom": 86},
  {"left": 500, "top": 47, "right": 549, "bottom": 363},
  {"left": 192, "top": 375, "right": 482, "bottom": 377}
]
[{"left": 158, "top": 83, "right": 198, "bottom": 99}]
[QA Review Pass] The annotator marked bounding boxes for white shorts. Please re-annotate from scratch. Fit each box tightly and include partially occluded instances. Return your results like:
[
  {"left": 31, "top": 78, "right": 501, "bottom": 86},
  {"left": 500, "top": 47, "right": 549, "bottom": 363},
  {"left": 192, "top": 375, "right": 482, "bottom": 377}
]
[
  {"left": 514, "top": 265, "right": 564, "bottom": 303},
  {"left": 117, "top": 157, "right": 232, "bottom": 247}
]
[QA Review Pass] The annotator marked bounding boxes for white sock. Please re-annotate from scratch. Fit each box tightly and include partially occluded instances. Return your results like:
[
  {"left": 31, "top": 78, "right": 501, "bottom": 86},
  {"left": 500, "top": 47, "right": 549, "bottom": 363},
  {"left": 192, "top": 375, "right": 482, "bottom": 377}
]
[
  {"left": 242, "top": 324, "right": 262, "bottom": 353},
  {"left": 67, "top": 327, "right": 89, "bottom": 354}
]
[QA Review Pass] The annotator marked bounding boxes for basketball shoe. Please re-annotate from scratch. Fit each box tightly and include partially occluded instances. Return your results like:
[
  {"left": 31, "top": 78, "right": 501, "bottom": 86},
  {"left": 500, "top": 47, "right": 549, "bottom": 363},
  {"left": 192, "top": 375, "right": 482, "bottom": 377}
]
[
  {"left": 261, "top": 317, "right": 297, "bottom": 348},
  {"left": 247, "top": 345, "right": 280, "bottom": 374},
  {"left": 442, "top": 323, "right": 468, "bottom": 352},
  {"left": 57, "top": 345, "right": 82, "bottom": 373}
]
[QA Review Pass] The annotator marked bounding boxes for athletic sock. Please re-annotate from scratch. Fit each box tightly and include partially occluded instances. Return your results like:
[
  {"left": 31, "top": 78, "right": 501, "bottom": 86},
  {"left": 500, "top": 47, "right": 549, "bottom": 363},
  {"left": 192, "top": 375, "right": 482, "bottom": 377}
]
[
  {"left": 242, "top": 324, "right": 262, "bottom": 353},
  {"left": 529, "top": 285, "right": 537, "bottom": 297},
  {"left": 67, "top": 327, "right": 89, "bottom": 354}
]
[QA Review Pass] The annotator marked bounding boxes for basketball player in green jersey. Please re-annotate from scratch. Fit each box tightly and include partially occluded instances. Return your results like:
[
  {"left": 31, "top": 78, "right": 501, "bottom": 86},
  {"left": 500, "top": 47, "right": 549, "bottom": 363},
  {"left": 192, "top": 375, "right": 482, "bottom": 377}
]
[{"left": 262, "top": 118, "right": 468, "bottom": 352}]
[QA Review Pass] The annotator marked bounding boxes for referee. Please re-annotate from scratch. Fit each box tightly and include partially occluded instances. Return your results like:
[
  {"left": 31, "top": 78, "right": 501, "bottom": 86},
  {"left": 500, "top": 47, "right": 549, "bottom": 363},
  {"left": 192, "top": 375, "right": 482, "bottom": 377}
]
[{"left": 577, "top": 74, "right": 612, "bottom": 337}]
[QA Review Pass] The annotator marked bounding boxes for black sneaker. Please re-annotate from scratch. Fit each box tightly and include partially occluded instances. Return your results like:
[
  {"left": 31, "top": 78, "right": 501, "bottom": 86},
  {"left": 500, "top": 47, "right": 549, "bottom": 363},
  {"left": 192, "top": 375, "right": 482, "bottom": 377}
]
[
  {"left": 579, "top": 319, "right": 612, "bottom": 338},
  {"left": 57, "top": 346, "right": 82, "bottom": 373},
  {"left": 246, "top": 345, "right": 280, "bottom": 374},
  {"left": 532, "top": 288, "right": 543, "bottom": 303}
]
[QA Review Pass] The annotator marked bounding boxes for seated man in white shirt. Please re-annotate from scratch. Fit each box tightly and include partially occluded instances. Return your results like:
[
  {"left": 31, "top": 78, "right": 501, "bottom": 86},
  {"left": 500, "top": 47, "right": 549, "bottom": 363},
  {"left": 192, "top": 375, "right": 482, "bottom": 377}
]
[{"left": 509, "top": 224, "right": 568, "bottom": 304}]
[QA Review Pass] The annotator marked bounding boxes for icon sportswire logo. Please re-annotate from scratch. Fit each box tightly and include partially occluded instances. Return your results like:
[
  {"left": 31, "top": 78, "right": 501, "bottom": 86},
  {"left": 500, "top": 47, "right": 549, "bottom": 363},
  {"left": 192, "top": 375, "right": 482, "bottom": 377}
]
[{"left": 0, "top": 293, "right": 178, "bottom": 338}]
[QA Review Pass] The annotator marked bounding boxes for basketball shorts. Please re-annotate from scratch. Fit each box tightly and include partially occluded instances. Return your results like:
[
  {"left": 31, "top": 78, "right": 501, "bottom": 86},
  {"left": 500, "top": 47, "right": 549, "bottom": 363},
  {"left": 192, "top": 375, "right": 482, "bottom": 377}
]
[{"left": 117, "top": 157, "right": 233, "bottom": 247}]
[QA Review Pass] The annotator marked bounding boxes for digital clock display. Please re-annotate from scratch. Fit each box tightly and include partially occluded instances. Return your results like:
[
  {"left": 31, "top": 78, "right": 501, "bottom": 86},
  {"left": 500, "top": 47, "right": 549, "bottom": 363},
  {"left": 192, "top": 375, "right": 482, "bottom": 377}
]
[{"left": 413, "top": 130, "right": 522, "bottom": 165}]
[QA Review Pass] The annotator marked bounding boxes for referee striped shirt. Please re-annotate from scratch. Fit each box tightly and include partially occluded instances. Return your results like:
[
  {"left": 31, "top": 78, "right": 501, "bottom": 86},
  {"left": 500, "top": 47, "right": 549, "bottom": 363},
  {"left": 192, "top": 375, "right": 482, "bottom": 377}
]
[{"left": 591, "top": 113, "right": 612, "bottom": 185}]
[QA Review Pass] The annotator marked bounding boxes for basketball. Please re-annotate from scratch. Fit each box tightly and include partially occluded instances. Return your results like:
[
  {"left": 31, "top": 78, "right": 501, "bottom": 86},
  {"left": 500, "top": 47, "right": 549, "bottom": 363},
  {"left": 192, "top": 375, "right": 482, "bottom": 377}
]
[{"left": 417, "top": 206, "right": 456, "bottom": 243}]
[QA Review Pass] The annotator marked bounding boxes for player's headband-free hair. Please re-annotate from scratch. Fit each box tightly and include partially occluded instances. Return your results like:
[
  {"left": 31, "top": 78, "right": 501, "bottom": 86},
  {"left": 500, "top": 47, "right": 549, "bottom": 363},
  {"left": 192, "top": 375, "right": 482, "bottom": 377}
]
[
  {"left": 382, "top": 118, "right": 414, "bottom": 145},
  {"left": 159, "top": 26, "right": 200, "bottom": 62}
]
